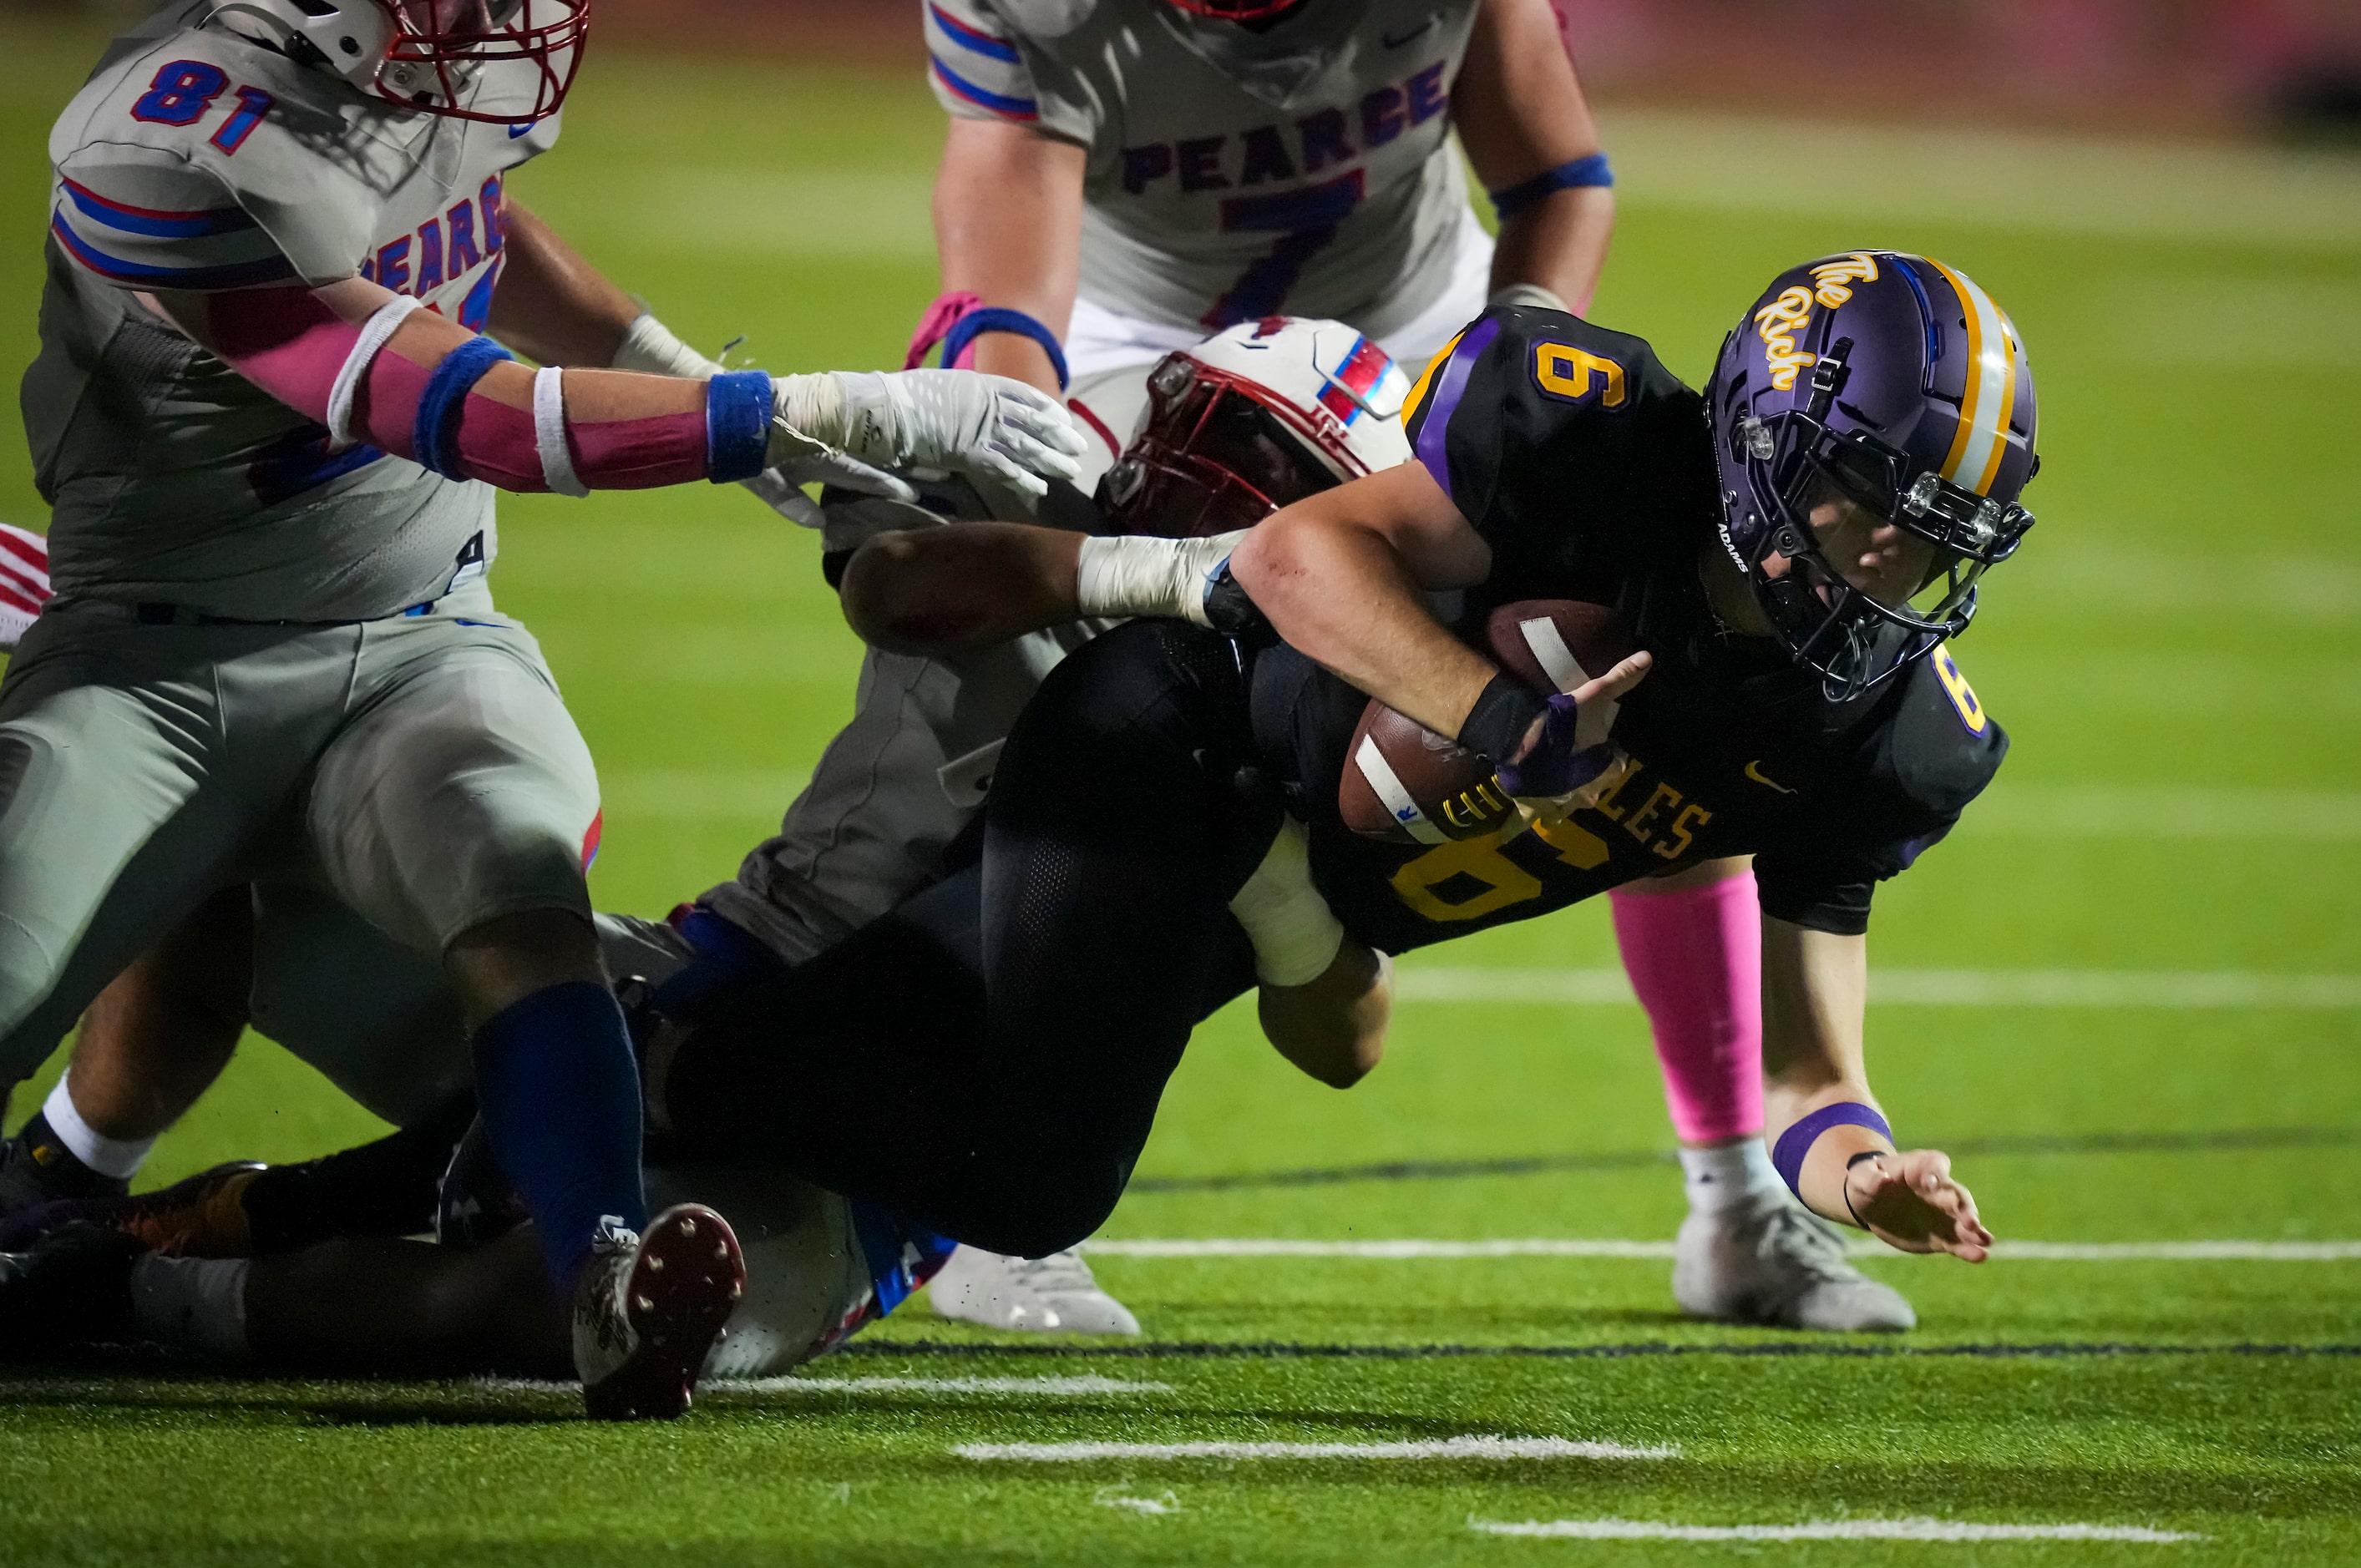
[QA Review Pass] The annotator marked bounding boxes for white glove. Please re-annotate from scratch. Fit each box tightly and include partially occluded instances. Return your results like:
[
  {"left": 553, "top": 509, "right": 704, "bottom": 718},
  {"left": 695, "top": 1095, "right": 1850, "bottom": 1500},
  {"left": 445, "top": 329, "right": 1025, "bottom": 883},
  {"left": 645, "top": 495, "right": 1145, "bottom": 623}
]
[
  {"left": 610, "top": 312, "right": 915, "bottom": 515},
  {"left": 772, "top": 370, "right": 1087, "bottom": 500}
]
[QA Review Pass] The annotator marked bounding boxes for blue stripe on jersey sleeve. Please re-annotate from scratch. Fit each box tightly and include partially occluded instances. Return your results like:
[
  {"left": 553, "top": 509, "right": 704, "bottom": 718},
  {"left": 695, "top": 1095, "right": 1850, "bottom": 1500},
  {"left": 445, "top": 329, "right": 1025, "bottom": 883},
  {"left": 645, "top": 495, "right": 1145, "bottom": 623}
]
[
  {"left": 58, "top": 177, "right": 257, "bottom": 239},
  {"left": 49, "top": 213, "right": 296, "bottom": 290},
  {"left": 929, "top": 53, "right": 1038, "bottom": 119},
  {"left": 927, "top": 2, "right": 1021, "bottom": 61}
]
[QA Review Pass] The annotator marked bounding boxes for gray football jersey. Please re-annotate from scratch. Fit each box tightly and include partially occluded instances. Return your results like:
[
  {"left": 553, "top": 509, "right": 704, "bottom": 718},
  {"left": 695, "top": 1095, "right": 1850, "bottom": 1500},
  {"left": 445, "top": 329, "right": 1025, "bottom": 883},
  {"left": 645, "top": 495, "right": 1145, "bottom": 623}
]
[
  {"left": 925, "top": 0, "right": 1479, "bottom": 340},
  {"left": 25, "top": 2, "right": 559, "bottom": 620}
]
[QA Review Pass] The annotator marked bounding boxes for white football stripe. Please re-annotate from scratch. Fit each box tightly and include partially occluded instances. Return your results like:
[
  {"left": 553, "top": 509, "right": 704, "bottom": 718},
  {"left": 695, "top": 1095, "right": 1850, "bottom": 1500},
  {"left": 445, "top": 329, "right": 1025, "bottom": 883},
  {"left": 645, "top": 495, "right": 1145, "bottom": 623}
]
[
  {"left": 1933, "top": 259, "right": 2016, "bottom": 492},
  {"left": 1517, "top": 617, "right": 1589, "bottom": 694},
  {"left": 1391, "top": 967, "right": 2361, "bottom": 1009},
  {"left": 1474, "top": 1517, "right": 2202, "bottom": 1543},
  {"left": 957, "top": 1435, "right": 1674, "bottom": 1462},
  {"left": 1081, "top": 1238, "right": 2361, "bottom": 1261},
  {"left": 1354, "top": 734, "right": 1447, "bottom": 845}
]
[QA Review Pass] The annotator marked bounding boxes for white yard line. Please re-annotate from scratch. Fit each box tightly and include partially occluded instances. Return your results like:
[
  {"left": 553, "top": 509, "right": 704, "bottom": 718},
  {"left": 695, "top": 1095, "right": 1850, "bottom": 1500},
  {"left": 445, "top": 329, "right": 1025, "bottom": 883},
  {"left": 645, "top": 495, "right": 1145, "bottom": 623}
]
[
  {"left": 1393, "top": 968, "right": 2361, "bottom": 1009},
  {"left": 1475, "top": 1516, "right": 2202, "bottom": 1543},
  {"left": 958, "top": 1435, "right": 1674, "bottom": 1462},
  {"left": 726, "top": 1374, "right": 1169, "bottom": 1396},
  {"left": 1082, "top": 1239, "right": 2361, "bottom": 1262}
]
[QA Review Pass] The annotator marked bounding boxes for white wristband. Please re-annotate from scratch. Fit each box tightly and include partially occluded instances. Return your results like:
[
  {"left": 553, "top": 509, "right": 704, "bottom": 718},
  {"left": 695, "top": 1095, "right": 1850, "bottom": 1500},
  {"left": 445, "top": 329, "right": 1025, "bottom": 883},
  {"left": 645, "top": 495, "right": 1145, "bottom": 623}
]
[
  {"left": 1229, "top": 815, "right": 1346, "bottom": 988},
  {"left": 610, "top": 311, "right": 727, "bottom": 379},
  {"left": 327, "top": 293, "right": 423, "bottom": 451},
  {"left": 1075, "top": 529, "right": 1249, "bottom": 628},
  {"left": 531, "top": 367, "right": 589, "bottom": 498}
]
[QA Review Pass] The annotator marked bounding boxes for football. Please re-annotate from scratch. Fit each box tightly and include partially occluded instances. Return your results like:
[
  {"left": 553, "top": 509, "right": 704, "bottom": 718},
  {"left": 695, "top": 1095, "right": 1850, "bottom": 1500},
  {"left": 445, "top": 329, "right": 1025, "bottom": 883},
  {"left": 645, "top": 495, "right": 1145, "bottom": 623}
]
[{"left": 1337, "top": 599, "right": 1634, "bottom": 843}]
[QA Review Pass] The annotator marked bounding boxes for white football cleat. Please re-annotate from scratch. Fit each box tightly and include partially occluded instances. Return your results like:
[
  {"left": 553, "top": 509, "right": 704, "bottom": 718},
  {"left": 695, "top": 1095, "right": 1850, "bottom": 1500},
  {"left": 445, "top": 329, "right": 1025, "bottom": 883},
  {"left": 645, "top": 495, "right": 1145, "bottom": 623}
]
[
  {"left": 573, "top": 1204, "right": 747, "bottom": 1419},
  {"left": 928, "top": 1245, "right": 1141, "bottom": 1336},
  {"left": 1673, "top": 1195, "right": 1917, "bottom": 1333}
]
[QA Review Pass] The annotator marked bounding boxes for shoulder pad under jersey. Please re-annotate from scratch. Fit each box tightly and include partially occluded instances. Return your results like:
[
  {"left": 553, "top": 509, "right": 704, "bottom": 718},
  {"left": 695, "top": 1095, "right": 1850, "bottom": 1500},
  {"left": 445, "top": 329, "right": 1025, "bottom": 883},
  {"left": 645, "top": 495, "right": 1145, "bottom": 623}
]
[
  {"left": 1878, "top": 641, "right": 2009, "bottom": 822},
  {"left": 1401, "top": 305, "right": 1695, "bottom": 536}
]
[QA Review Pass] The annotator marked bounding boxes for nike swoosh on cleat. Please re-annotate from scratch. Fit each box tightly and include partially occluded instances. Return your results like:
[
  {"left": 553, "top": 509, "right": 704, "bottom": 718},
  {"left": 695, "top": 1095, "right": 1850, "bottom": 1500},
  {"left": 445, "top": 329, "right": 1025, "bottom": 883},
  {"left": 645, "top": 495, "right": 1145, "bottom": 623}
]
[
  {"left": 1744, "top": 760, "right": 1797, "bottom": 794},
  {"left": 1381, "top": 18, "right": 1436, "bottom": 48}
]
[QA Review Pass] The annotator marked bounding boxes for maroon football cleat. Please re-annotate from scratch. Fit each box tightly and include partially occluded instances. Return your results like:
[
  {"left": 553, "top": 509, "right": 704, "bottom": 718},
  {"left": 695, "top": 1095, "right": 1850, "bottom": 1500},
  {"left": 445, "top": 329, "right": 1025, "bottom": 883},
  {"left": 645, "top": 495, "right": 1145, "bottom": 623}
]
[{"left": 573, "top": 1204, "right": 745, "bottom": 1421}]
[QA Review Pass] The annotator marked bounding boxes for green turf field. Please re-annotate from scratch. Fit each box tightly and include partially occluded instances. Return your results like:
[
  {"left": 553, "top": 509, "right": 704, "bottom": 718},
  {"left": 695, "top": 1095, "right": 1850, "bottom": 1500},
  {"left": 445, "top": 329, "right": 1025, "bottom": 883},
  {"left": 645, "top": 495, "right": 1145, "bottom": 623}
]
[{"left": 2, "top": 18, "right": 2358, "bottom": 1565}]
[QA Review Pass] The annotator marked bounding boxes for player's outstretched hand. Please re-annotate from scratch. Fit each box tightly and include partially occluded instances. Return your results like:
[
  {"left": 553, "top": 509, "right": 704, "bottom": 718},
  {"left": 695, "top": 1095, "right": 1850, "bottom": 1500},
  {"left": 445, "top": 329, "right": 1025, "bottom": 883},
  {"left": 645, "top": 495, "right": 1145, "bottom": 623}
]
[
  {"left": 1846, "top": 1149, "right": 1993, "bottom": 1262},
  {"left": 1494, "top": 650, "right": 1652, "bottom": 807},
  {"left": 844, "top": 370, "right": 1087, "bottom": 499}
]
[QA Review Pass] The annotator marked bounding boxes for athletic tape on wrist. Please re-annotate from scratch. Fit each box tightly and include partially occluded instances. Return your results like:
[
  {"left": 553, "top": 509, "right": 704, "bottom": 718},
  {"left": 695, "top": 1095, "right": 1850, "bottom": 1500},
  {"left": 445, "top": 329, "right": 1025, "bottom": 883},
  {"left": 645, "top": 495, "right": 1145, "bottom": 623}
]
[
  {"left": 327, "top": 294, "right": 423, "bottom": 452},
  {"left": 1488, "top": 152, "right": 1614, "bottom": 224},
  {"left": 531, "top": 367, "right": 590, "bottom": 498},
  {"left": 1771, "top": 1101, "right": 1893, "bottom": 1202},
  {"left": 938, "top": 307, "right": 1070, "bottom": 392},
  {"left": 704, "top": 369, "right": 774, "bottom": 483},
  {"left": 1458, "top": 670, "right": 1552, "bottom": 766},
  {"left": 1229, "top": 817, "right": 1345, "bottom": 987},
  {"left": 413, "top": 335, "right": 518, "bottom": 479}
]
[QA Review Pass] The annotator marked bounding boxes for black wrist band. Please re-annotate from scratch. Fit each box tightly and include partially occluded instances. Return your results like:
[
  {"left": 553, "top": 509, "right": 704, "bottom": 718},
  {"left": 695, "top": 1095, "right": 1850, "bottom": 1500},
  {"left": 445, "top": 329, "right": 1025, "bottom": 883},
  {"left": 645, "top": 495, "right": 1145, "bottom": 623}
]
[
  {"left": 1842, "top": 1150, "right": 1886, "bottom": 1230},
  {"left": 1458, "top": 671, "right": 1551, "bottom": 764}
]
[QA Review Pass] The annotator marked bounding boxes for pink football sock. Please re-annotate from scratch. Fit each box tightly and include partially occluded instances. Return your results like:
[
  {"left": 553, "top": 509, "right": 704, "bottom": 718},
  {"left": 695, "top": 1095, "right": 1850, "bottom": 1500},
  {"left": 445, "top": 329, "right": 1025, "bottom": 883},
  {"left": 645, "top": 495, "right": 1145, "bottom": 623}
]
[{"left": 1610, "top": 869, "right": 1764, "bottom": 1146}]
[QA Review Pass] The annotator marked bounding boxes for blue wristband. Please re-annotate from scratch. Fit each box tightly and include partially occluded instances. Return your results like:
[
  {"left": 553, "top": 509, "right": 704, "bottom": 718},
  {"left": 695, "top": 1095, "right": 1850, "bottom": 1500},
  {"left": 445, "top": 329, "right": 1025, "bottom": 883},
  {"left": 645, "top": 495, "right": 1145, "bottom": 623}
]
[
  {"left": 1771, "top": 1101, "right": 1892, "bottom": 1201},
  {"left": 413, "top": 335, "right": 517, "bottom": 479},
  {"left": 1488, "top": 152, "right": 1614, "bottom": 224},
  {"left": 704, "top": 369, "right": 774, "bottom": 483},
  {"left": 938, "top": 306, "right": 1069, "bottom": 392}
]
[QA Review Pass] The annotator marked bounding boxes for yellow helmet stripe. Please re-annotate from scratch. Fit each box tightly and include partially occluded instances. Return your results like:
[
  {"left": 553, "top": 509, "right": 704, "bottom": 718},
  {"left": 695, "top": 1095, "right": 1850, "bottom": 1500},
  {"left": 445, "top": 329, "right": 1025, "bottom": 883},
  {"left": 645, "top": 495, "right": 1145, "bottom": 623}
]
[{"left": 1929, "top": 260, "right": 2019, "bottom": 496}]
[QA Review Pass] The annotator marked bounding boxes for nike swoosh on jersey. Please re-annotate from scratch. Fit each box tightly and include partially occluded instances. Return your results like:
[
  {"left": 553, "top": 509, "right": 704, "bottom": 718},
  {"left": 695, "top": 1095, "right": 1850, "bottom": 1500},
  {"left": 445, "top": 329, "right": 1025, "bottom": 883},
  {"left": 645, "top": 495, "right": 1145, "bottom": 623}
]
[
  {"left": 1382, "top": 18, "right": 1437, "bottom": 48},
  {"left": 1744, "top": 760, "right": 1797, "bottom": 794}
]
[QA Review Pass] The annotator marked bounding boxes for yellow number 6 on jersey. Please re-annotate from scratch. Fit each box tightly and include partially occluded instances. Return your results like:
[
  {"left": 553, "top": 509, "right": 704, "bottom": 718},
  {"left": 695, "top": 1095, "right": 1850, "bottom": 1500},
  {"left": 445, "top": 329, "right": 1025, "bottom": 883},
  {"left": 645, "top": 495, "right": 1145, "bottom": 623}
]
[{"left": 1533, "top": 343, "right": 1625, "bottom": 408}]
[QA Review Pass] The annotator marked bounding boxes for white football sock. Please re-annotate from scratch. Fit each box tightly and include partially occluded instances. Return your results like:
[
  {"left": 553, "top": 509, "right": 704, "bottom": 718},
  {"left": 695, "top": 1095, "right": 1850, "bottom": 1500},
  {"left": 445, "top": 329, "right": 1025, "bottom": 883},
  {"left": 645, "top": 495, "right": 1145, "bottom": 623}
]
[
  {"left": 129, "top": 1254, "right": 252, "bottom": 1362},
  {"left": 1678, "top": 1139, "right": 1782, "bottom": 1214},
  {"left": 1074, "top": 529, "right": 1249, "bottom": 627},
  {"left": 41, "top": 1077, "right": 155, "bottom": 1181}
]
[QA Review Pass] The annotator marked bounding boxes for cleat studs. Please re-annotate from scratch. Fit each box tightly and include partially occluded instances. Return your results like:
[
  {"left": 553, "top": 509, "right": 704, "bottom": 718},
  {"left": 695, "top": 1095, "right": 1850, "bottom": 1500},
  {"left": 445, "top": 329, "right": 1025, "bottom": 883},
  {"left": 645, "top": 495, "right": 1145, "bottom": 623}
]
[
  {"left": 646, "top": 1256, "right": 664, "bottom": 1272},
  {"left": 635, "top": 1292, "right": 655, "bottom": 1312},
  {"left": 728, "top": 1282, "right": 744, "bottom": 1301},
  {"left": 715, "top": 1242, "right": 729, "bottom": 1260},
  {"left": 680, "top": 1217, "right": 698, "bottom": 1237}
]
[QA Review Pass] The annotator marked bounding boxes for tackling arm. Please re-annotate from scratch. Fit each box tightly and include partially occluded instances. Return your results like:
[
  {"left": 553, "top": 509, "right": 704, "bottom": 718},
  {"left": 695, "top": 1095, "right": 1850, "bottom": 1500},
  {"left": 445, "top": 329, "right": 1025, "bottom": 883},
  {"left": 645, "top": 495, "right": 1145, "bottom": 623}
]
[
  {"left": 934, "top": 118, "right": 1087, "bottom": 397},
  {"left": 1761, "top": 916, "right": 1993, "bottom": 1258},
  {"left": 1455, "top": 0, "right": 1616, "bottom": 315}
]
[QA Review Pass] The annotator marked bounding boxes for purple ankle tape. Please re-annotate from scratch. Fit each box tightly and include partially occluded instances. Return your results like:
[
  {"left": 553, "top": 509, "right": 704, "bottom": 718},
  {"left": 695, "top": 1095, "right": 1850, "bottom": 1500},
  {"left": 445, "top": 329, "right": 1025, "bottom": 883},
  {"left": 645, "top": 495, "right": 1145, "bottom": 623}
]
[{"left": 1771, "top": 1101, "right": 1892, "bottom": 1199}]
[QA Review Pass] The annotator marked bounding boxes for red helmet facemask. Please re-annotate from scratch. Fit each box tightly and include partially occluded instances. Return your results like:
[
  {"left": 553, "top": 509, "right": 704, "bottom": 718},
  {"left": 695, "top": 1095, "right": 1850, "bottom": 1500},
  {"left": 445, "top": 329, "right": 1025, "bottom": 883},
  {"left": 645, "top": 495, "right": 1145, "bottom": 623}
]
[
  {"left": 371, "top": 0, "right": 589, "bottom": 124},
  {"left": 1159, "top": 0, "right": 1310, "bottom": 24},
  {"left": 1100, "top": 354, "right": 1355, "bottom": 539}
]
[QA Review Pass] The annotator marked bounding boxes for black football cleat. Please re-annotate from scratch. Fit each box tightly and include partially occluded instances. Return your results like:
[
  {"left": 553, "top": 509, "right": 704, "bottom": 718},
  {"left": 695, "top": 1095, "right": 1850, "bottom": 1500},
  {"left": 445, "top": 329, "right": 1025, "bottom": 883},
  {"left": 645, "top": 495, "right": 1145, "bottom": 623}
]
[
  {"left": 0, "top": 1115, "right": 129, "bottom": 1217},
  {"left": 573, "top": 1204, "right": 746, "bottom": 1421},
  {"left": 0, "top": 1222, "right": 143, "bottom": 1353}
]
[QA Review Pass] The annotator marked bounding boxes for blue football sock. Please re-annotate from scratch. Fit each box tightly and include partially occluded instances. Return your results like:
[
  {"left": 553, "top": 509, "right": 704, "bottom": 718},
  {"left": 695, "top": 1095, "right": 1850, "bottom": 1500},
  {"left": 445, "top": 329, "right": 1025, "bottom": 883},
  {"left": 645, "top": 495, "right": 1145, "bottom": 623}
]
[{"left": 469, "top": 979, "right": 647, "bottom": 1282}]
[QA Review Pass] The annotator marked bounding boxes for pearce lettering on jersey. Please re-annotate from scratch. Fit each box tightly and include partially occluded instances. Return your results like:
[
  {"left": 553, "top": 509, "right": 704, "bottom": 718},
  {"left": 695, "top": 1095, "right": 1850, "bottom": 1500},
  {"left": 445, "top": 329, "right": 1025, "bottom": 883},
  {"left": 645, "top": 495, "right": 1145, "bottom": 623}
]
[
  {"left": 358, "top": 175, "right": 505, "bottom": 331},
  {"left": 1117, "top": 62, "right": 1449, "bottom": 198}
]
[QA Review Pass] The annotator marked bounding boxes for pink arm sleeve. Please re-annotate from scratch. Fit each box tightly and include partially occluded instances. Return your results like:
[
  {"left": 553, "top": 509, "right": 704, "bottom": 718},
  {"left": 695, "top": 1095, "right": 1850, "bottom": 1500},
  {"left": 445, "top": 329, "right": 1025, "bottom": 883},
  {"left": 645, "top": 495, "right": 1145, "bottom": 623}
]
[{"left": 199, "top": 286, "right": 710, "bottom": 492}]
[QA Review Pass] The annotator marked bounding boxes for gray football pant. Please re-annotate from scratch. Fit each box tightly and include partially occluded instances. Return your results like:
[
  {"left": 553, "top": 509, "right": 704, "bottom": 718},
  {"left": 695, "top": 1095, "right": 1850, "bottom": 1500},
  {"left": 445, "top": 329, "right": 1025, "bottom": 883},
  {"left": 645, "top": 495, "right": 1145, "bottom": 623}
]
[{"left": 0, "top": 584, "right": 600, "bottom": 1086}]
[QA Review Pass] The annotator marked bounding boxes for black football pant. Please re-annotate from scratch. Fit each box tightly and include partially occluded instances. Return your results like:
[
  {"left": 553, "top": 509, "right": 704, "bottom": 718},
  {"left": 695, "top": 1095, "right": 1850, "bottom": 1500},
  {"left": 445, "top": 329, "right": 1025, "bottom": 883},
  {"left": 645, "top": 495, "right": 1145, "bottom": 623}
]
[{"left": 663, "top": 621, "right": 1275, "bottom": 1257}]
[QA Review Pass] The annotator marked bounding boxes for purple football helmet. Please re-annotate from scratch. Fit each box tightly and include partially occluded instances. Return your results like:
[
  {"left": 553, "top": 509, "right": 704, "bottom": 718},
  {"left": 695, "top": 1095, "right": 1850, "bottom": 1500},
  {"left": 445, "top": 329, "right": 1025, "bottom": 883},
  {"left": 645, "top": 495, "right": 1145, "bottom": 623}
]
[{"left": 1708, "top": 251, "right": 2039, "bottom": 700}]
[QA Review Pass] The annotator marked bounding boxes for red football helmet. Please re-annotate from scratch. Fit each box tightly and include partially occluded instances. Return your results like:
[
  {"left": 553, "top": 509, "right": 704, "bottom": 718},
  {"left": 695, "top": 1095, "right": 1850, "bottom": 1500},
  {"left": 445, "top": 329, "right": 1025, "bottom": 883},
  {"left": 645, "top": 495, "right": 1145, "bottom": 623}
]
[
  {"left": 230, "top": 0, "right": 588, "bottom": 124},
  {"left": 1101, "top": 316, "right": 1413, "bottom": 539}
]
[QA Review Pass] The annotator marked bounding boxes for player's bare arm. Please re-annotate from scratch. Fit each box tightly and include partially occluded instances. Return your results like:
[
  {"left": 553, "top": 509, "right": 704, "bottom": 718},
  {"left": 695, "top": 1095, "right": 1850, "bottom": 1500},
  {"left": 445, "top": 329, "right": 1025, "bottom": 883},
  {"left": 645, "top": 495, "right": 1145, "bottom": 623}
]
[
  {"left": 1760, "top": 918, "right": 1993, "bottom": 1262},
  {"left": 481, "top": 200, "right": 641, "bottom": 368},
  {"left": 934, "top": 118, "right": 1087, "bottom": 397},
  {"left": 1455, "top": 0, "right": 1615, "bottom": 314}
]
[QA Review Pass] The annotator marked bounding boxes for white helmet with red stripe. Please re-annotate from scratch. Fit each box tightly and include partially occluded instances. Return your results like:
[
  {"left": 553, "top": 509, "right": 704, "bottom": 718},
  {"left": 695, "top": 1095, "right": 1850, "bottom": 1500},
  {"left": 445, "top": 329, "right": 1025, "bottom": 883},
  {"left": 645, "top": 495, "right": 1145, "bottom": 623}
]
[
  {"left": 1098, "top": 316, "right": 1413, "bottom": 539},
  {"left": 210, "top": 0, "right": 586, "bottom": 124}
]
